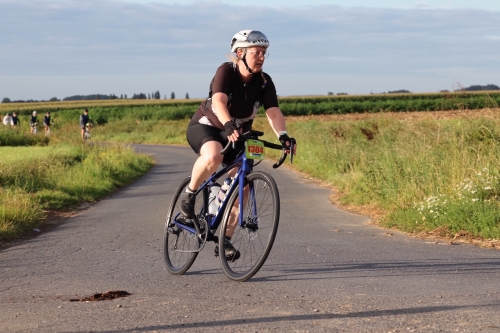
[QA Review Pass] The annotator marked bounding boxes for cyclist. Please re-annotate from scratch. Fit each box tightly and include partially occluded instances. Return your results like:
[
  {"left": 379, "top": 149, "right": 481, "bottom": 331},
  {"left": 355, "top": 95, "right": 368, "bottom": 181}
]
[
  {"left": 30, "top": 111, "right": 38, "bottom": 134},
  {"left": 11, "top": 112, "right": 20, "bottom": 128},
  {"left": 43, "top": 111, "right": 52, "bottom": 134},
  {"left": 180, "top": 30, "right": 296, "bottom": 259},
  {"left": 79, "top": 108, "right": 90, "bottom": 140},
  {"left": 2, "top": 113, "right": 13, "bottom": 126}
]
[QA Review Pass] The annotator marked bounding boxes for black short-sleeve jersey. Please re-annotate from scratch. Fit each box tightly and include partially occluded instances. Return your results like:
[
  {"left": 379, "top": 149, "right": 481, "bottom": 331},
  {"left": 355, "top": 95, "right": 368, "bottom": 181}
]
[{"left": 192, "top": 62, "right": 279, "bottom": 131}]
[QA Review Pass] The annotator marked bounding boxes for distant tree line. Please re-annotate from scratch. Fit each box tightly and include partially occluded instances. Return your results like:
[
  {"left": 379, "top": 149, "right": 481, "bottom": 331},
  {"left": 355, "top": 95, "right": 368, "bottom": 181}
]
[
  {"left": 462, "top": 84, "right": 500, "bottom": 92},
  {"left": 388, "top": 90, "right": 411, "bottom": 94},
  {"left": 2, "top": 91, "right": 191, "bottom": 103},
  {"left": 2, "top": 97, "right": 60, "bottom": 103},
  {"left": 325, "top": 84, "right": 500, "bottom": 97}
]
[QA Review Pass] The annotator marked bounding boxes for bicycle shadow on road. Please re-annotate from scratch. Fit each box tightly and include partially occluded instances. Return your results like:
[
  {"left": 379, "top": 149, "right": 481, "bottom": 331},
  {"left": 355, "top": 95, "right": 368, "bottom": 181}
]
[{"left": 248, "top": 258, "right": 500, "bottom": 282}]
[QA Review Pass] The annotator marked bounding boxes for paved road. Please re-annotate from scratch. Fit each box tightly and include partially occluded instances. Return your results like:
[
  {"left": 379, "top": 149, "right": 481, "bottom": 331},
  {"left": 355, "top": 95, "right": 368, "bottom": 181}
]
[{"left": 1, "top": 144, "right": 500, "bottom": 333}]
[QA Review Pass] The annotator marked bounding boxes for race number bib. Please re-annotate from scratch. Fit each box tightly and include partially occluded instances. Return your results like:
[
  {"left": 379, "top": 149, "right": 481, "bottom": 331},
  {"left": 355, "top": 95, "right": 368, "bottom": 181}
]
[{"left": 245, "top": 139, "right": 265, "bottom": 160}]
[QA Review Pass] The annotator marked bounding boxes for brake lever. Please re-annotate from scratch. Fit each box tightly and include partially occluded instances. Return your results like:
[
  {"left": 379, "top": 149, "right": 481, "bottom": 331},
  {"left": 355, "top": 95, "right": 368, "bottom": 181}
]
[{"left": 289, "top": 142, "right": 294, "bottom": 164}]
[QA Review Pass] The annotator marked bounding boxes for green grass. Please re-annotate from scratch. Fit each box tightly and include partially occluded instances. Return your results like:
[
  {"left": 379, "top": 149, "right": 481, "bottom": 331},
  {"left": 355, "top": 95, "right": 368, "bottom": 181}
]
[
  {"left": 1, "top": 145, "right": 76, "bottom": 163},
  {"left": 0, "top": 143, "right": 154, "bottom": 240},
  {"left": 249, "top": 113, "right": 500, "bottom": 240},
  {"left": 94, "top": 118, "right": 189, "bottom": 145},
  {"left": 282, "top": 115, "right": 500, "bottom": 239},
  {"left": 0, "top": 125, "right": 49, "bottom": 146}
]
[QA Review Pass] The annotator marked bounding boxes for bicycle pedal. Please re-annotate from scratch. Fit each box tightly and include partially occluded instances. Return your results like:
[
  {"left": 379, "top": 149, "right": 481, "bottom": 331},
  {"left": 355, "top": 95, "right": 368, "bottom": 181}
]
[{"left": 176, "top": 215, "right": 195, "bottom": 228}]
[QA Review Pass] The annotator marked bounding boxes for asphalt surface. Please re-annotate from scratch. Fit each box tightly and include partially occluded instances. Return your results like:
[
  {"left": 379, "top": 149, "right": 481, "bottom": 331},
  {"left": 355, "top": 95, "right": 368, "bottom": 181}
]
[{"left": 1, "top": 144, "right": 500, "bottom": 333}]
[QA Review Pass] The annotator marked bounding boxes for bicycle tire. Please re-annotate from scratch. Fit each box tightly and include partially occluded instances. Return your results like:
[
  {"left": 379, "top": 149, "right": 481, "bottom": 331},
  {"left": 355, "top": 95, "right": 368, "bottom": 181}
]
[
  {"left": 219, "top": 171, "right": 280, "bottom": 281},
  {"left": 163, "top": 177, "right": 199, "bottom": 275}
]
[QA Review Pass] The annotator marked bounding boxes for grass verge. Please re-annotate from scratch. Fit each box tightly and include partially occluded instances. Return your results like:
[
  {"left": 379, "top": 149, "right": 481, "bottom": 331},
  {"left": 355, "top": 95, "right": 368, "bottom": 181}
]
[{"left": 0, "top": 143, "right": 154, "bottom": 240}]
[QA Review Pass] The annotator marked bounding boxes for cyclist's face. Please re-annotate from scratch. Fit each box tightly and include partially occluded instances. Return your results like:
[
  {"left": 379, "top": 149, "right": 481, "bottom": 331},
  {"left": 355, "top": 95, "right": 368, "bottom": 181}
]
[{"left": 242, "top": 46, "right": 267, "bottom": 73}]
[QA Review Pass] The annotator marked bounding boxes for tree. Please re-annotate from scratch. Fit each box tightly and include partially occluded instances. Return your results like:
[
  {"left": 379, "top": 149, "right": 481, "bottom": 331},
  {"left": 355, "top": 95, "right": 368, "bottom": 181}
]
[
  {"left": 388, "top": 90, "right": 411, "bottom": 94},
  {"left": 132, "top": 93, "right": 146, "bottom": 99},
  {"left": 49, "top": 97, "right": 59, "bottom": 101},
  {"left": 185, "top": 92, "right": 190, "bottom": 99},
  {"left": 171, "top": 92, "right": 175, "bottom": 99},
  {"left": 464, "top": 84, "right": 500, "bottom": 91},
  {"left": 2, "top": 97, "right": 11, "bottom": 103}
]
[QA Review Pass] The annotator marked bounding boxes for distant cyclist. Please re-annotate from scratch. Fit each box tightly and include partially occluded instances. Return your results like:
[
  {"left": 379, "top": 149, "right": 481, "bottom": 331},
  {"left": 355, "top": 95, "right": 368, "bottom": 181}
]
[
  {"left": 11, "top": 112, "right": 20, "bottom": 128},
  {"left": 79, "top": 108, "right": 91, "bottom": 141},
  {"left": 43, "top": 111, "right": 52, "bottom": 134},
  {"left": 30, "top": 111, "right": 39, "bottom": 134},
  {"left": 2, "top": 113, "right": 13, "bottom": 127}
]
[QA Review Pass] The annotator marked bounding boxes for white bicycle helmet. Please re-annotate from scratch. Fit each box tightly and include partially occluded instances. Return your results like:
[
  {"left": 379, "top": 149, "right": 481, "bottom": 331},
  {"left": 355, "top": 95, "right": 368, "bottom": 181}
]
[
  {"left": 230, "top": 30, "right": 270, "bottom": 53},
  {"left": 33, "top": 111, "right": 37, "bottom": 116}
]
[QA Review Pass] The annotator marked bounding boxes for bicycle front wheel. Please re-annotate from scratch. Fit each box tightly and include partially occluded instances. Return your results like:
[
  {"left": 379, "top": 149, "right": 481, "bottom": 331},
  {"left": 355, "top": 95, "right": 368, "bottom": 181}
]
[
  {"left": 219, "top": 171, "right": 280, "bottom": 281},
  {"left": 163, "top": 177, "right": 199, "bottom": 275}
]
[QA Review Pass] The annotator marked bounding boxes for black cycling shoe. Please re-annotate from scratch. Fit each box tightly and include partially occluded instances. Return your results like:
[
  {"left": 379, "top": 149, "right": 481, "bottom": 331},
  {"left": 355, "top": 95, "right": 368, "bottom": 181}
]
[
  {"left": 180, "top": 191, "right": 196, "bottom": 219},
  {"left": 175, "top": 214, "right": 195, "bottom": 228},
  {"left": 214, "top": 238, "right": 241, "bottom": 261}
]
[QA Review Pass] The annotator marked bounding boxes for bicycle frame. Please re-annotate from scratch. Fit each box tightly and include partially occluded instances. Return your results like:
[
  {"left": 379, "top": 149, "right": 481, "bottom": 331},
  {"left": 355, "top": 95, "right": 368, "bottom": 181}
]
[{"left": 173, "top": 148, "right": 252, "bottom": 237}]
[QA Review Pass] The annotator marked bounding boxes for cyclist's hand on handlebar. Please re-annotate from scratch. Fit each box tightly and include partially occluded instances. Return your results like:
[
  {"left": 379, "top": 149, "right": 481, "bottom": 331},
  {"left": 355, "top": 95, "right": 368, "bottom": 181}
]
[
  {"left": 224, "top": 121, "right": 240, "bottom": 142},
  {"left": 278, "top": 133, "right": 297, "bottom": 155}
]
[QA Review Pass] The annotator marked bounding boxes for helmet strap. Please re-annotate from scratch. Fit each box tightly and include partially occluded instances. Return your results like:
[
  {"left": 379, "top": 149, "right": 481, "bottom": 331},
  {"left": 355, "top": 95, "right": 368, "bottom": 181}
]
[{"left": 240, "top": 49, "right": 255, "bottom": 75}]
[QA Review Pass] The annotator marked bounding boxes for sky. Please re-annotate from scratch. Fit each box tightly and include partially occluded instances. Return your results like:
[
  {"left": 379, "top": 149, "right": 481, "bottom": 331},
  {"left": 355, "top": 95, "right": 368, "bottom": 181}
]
[{"left": 1, "top": 0, "right": 499, "bottom": 101}]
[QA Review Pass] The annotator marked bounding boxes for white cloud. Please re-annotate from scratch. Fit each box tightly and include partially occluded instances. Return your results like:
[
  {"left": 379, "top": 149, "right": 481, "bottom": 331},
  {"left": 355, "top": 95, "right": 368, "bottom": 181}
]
[
  {"left": 482, "top": 35, "right": 500, "bottom": 41},
  {"left": 0, "top": 0, "right": 499, "bottom": 100}
]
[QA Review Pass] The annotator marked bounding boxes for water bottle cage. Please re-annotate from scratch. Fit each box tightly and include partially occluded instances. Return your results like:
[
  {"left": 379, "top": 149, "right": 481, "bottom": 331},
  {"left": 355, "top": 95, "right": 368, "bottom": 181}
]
[{"left": 217, "top": 178, "right": 233, "bottom": 207}]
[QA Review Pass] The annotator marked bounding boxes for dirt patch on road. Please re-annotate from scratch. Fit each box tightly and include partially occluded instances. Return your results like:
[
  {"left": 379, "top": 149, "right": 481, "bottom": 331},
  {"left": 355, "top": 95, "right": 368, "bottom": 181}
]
[{"left": 69, "top": 290, "right": 132, "bottom": 302}]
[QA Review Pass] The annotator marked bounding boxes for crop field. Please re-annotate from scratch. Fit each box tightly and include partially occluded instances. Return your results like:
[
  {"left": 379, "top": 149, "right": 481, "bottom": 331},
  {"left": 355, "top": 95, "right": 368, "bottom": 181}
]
[{"left": 2, "top": 90, "right": 499, "bottom": 118}]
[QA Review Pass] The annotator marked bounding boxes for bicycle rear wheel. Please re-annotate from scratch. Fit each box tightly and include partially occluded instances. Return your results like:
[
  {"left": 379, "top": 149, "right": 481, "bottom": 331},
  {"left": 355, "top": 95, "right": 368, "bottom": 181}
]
[
  {"left": 219, "top": 171, "right": 280, "bottom": 281},
  {"left": 163, "top": 177, "right": 200, "bottom": 275}
]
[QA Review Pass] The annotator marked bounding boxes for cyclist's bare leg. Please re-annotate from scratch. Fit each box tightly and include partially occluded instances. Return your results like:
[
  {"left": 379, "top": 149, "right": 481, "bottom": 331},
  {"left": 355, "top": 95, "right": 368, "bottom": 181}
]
[
  {"left": 188, "top": 140, "right": 224, "bottom": 191},
  {"left": 225, "top": 185, "right": 249, "bottom": 238}
]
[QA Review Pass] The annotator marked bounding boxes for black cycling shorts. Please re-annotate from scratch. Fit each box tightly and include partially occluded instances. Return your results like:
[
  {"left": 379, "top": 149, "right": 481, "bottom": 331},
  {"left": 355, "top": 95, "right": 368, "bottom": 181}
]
[{"left": 186, "top": 120, "right": 244, "bottom": 165}]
